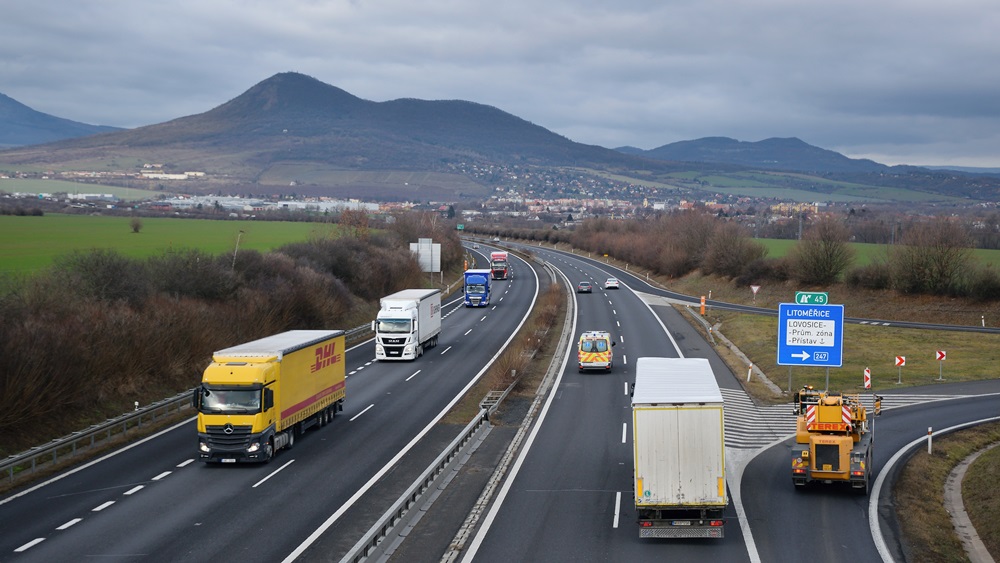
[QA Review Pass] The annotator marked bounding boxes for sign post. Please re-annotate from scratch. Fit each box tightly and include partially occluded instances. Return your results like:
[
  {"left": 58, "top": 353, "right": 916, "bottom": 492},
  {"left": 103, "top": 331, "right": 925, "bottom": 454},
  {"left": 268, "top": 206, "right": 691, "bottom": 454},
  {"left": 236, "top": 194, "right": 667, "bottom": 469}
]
[
  {"left": 777, "top": 303, "right": 844, "bottom": 391},
  {"left": 936, "top": 350, "right": 946, "bottom": 381},
  {"left": 895, "top": 356, "right": 905, "bottom": 384},
  {"left": 751, "top": 285, "right": 761, "bottom": 304}
]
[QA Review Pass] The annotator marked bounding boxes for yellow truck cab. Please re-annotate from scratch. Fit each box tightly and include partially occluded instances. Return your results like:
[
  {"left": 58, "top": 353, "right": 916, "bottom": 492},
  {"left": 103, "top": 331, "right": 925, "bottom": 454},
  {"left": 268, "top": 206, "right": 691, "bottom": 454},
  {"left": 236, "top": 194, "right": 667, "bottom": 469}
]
[{"left": 578, "top": 330, "right": 615, "bottom": 372}]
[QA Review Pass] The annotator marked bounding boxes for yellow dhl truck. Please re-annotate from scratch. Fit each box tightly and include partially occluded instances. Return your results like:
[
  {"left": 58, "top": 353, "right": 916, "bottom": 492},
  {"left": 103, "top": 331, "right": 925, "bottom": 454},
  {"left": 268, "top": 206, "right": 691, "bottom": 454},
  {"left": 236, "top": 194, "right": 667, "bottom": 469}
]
[
  {"left": 791, "top": 386, "right": 881, "bottom": 493},
  {"left": 577, "top": 330, "right": 615, "bottom": 372},
  {"left": 194, "top": 330, "right": 345, "bottom": 463}
]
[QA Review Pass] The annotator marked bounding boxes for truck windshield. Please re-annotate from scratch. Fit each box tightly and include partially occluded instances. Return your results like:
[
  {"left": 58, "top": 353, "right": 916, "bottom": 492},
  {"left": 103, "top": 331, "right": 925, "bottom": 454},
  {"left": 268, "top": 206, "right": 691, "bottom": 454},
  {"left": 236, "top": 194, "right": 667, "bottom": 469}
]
[
  {"left": 491, "top": 260, "right": 506, "bottom": 268},
  {"left": 377, "top": 319, "right": 412, "bottom": 334},
  {"left": 466, "top": 283, "right": 486, "bottom": 294},
  {"left": 201, "top": 387, "right": 261, "bottom": 414}
]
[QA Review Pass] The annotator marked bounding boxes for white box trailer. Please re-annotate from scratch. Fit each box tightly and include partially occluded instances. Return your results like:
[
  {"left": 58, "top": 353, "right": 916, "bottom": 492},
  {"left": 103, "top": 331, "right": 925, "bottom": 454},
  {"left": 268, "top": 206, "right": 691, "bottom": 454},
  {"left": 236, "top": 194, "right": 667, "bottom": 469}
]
[
  {"left": 632, "top": 357, "right": 727, "bottom": 538},
  {"left": 373, "top": 289, "right": 442, "bottom": 360}
]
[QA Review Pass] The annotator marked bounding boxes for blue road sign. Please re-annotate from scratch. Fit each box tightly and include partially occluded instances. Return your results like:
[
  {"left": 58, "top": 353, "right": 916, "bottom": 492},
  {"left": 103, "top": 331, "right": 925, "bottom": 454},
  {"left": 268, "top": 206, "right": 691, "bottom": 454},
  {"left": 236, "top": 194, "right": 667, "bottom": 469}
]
[{"left": 777, "top": 303, "right": 844, "bottom": 367}]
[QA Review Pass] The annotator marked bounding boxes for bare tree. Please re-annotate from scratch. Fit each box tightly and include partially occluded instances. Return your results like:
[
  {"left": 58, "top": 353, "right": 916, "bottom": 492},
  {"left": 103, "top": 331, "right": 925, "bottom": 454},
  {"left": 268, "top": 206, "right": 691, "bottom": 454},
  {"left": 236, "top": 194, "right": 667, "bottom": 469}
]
[
  {"left": 789, "top": 216, "right": 855, "bottom": 285},
  {"left": 702, "top": 221, "right": 767, "bottom": 278},
  {"left": 890, "top": 217, "right": 972, "bottom": 295}
]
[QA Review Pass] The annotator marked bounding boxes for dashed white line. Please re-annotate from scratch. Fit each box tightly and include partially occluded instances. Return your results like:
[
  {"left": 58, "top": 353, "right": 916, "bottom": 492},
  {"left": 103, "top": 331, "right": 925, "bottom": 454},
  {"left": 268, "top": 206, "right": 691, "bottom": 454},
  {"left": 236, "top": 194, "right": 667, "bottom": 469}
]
[
  {"left": 92, "top": 501, "right": 115, "bottom": 512},
  {"left": 621, "top": 423, "right": 628, "bottom": 444},
  {"left": 406, "top": 370, "right": 422, "bottom": 382},
  {"left": 176, "top": 459, "right": 194, "bottom": 468},
  {"left": 350, "top": 404, "right": 375, "bottom": 421},
  {"left": 57, "top": 518, "right": 82, "bottom": 530},
  {"left": 440, "top": 346, "right": 453, "bottom": 355},
  {"left": 616, "top": 321, "right": 621, "bottom": 327},
  {"left": 15, "top": 538, "right": 45, "bottom": 552},
  {"left": 123, "top": 485, "right": 144, "bottom": 496},
  {"left": 152, "top": 471, "right": 171, "bottom": 481},
  {"left": 480, "top": 315, "right": 487, "bottom": 322},
  {"left": 613, "top": 491, "right": 622, "bottom": 528},
  {"left": 464, "top": 329, "right": 473, "bottom": 336},
  {"left": 623, "top": 382, "right": 629, "bottom": 395},
  {"left": 253, "top": 459, "right": 295, "bottom": 488},
  {"left": 623, "top": 355, "right": 628, "bottom": 365}
]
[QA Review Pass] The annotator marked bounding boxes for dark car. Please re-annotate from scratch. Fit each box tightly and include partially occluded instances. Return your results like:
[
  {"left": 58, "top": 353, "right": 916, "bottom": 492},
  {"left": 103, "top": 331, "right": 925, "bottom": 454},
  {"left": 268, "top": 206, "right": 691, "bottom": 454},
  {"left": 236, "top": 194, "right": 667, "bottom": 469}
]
[{"left": 577, "top": 281, "right": 593, "bottom": 293}]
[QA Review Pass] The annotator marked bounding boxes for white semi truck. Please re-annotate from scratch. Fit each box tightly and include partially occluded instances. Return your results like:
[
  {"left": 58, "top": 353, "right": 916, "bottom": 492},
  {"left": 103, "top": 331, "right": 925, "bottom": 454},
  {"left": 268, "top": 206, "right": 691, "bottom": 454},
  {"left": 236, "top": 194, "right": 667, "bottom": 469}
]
[
  {"left": 373, "top": 289, "right": 442, "bottom": 360},
  {"left": 632, "top": 357, "right": 727, "bottom": 538}
]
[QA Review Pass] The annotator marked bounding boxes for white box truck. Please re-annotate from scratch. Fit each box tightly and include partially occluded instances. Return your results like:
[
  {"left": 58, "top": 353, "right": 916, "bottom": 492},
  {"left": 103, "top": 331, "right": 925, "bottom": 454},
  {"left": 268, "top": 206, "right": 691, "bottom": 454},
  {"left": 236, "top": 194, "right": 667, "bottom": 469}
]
[
  {"left": 373, "top": 289, "right": 442, "bottom": 360},
  {"left": 632, "top": 357, "right": 727, "bottom": 538}
]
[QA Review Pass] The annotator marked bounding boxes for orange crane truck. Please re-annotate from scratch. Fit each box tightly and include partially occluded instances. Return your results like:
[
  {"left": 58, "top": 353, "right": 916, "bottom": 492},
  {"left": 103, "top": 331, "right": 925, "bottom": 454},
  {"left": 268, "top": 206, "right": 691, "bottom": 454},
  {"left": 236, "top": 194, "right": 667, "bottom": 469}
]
[{"left": 791, "top": 386, "right": 881, "bottom": 493}]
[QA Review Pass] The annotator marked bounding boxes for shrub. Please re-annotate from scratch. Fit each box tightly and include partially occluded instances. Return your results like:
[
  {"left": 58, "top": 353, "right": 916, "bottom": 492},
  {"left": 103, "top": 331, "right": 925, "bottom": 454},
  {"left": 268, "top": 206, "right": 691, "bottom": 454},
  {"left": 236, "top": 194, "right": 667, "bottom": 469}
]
[{"left": 845, "top": 261, "right": 892, "bottom": 290}]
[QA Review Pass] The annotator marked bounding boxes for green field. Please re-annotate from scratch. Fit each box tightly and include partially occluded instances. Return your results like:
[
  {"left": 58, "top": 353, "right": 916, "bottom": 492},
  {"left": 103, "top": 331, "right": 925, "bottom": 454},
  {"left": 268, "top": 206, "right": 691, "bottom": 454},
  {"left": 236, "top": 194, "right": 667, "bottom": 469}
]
[
  {"left": 0, "top": 214, "right": 333, "bottom": 273},
  {"left": 0, "top": 178, "right": 163, "bottom": 200}
]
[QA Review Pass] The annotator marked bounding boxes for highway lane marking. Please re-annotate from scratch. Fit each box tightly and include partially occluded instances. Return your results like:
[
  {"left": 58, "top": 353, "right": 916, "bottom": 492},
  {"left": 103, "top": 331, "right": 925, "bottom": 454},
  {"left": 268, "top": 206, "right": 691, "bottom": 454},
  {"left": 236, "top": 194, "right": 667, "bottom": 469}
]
[
  {"left": 616, "top": 320, "right": 620, "bottom": 327},
  {"left": 152, "top": 471, "right": 171, "bottom": 481},
  {"left": 405, "top": 370, "right": 422, "bottom": 382},
  {"left": 441, "top": 346, "right": 453, "bottom": 355},
  {"left": 480, "top": 315, "right": 487, "bottom": 322},
  {"left": 465, "top": 328, "right": 473, "bottom": 335},
  {"left": 253, "top": 459, "right": 295, "bottom": 488},
  {"left": 613, "top": 491, "right": 622, "bottom": 529},
  {"left": 176, "top": 459, "right": 194, "bottom": 468},
  {"left": 57, "top": 518, "right": 82, "bottom": 530},
  {"left": 92, "top": 501, "right": 115, "bottom": 512},
  {"left": 621, "top": 423, "right": 627, "bottom": 444},
  {"left": 620, "top": 335, "right": 625, "bottom": 343},
  {"left": 14, "top": 538, "right": 45, "bottom": 552},
  {"left": 492, "top": 305, "right": 497, "bottom": 310},
  {"left": 350, "top": 404, "right": 375, "bottom": 421},
  {"left": 623, "top": 355, "right": 627, "bottom": 365},
  {"left": 123, "top": 485, "right": 144, "bottom": 495},
  {"left": 624, "top": 382, "right": 628, "bottom": 395}
]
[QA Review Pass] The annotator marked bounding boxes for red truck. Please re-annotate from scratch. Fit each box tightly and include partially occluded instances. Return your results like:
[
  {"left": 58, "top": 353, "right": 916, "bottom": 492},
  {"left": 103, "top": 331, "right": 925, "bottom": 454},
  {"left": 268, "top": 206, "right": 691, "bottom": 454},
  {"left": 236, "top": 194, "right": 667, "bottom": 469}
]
[{"left": 490, "top": 251, "right": 510, "bottom": 280}]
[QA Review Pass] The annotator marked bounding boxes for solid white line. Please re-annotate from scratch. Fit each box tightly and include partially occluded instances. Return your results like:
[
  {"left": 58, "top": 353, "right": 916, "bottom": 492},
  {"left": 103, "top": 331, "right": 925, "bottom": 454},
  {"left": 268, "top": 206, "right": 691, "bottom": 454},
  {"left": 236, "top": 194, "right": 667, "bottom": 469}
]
[
  {"left": 253, "top": 459, "right": 295, "bottom": 488},
  {"left": 92, "top": 501, "right": 115, "bottom": 512},
  {"left": 464, "top": 329, "right": 473, "bottom": 336},
  {"left": 57, "top": 518, "right": 82, "bottom": 530},
  {"left": 621, "top": 423, "right": 627, "bottom": 444},
  {"left": 350, "top": 404, "right": 375, "bottom": 421},
  {"left": 123, "top": 485, "right": 144, "bottom": 496},
  {"left": 152, "top": 471, "right": 171, "bottom": 481},
  {"left": 176, "top": 459, "right": 194, "bottom": 468},
  {"left": 441, "top": 346, "right": 452, "bottom": 355},
  {"left": 14, "top": 538, "right": 45, "bottom": 552},
  {"left": 405, "top": 370, "right": 422, "bottom": 382},
  {"left": 613, "top": 491, "right": 622, "bottom": 529}
]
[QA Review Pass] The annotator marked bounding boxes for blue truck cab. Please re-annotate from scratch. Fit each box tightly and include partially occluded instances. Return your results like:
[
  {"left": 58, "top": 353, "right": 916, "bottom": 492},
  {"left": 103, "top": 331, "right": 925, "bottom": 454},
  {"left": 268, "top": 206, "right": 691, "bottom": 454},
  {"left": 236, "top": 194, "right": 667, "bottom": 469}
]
[{"left": 464, "top": 269, "right": 492, "bottom": 307}]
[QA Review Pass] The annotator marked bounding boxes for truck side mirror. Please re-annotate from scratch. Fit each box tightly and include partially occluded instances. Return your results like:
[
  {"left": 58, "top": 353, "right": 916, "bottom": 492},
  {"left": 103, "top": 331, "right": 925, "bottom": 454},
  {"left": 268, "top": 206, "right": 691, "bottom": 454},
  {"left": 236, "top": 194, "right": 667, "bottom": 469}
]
[
  {"left": 192, "top": 388, "right": 202, "bottom": 410},
  {"left": 371, "top": 320, "right": 376, "bottom": 332},
  {"left": 629, "top": 383, "right": 635, "bottom": 397},
  {"left": 612, "top": 341, "right": 616, "bottom": 347},
  {"left": 264, "top": 388, "right": 274, "bottom": 411}
]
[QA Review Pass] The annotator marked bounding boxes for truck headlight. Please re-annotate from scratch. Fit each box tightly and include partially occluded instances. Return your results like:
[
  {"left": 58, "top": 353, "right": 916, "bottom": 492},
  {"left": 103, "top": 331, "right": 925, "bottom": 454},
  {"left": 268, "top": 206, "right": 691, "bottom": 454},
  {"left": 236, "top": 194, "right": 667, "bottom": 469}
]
[
  {"left": 199, "top": 441, "right": 210, "bottom": 453},
  {"left": 404, "top": 345, "right": 414, "bottom": 354},
  {"left": 247, "top": 442, "right": 260, "bottom": 453}
]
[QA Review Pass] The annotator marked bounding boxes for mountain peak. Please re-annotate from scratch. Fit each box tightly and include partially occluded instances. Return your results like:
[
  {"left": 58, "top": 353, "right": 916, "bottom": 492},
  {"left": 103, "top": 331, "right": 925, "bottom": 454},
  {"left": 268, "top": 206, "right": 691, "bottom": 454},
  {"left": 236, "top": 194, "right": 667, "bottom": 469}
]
[{"left": 208, "top": 72, "right": 366, "bottom": 119}]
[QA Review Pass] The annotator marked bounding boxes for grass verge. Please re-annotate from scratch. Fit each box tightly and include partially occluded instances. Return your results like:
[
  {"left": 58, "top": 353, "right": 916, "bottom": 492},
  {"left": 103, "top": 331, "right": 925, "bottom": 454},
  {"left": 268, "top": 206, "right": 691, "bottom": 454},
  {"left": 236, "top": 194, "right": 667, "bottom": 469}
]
[{"left": 895, "top": 423, "right": 1000, "bottom": 562}]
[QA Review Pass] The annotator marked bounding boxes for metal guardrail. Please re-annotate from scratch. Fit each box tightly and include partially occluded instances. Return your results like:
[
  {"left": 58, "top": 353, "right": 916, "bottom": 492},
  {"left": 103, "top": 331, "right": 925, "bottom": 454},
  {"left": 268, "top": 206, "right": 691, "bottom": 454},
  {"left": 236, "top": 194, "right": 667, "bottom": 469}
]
[
  {"left": 1, "top": 323, "right": 376, "bottom": 485},
  {"left": 341, "top": 408, "right": 491, "bottom": 563}
]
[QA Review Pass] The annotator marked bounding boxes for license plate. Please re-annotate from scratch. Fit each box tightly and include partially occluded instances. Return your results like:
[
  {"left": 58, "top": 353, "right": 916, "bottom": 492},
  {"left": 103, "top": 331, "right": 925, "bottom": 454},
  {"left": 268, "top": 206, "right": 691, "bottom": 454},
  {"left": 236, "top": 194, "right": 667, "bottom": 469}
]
[
  {"left": 222, "top": 458, "right": 237, "bottom": 463},
  {"left": 672, "top": 521, "right": 691, "bottom": 526}
]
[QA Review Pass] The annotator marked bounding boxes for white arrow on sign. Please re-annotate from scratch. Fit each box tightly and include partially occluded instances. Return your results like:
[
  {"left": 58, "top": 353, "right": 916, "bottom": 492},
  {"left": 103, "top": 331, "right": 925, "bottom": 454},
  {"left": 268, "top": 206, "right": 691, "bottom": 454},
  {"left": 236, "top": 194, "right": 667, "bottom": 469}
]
[{"left": 792, "top": 351, "right": 811, "bottom": 361}]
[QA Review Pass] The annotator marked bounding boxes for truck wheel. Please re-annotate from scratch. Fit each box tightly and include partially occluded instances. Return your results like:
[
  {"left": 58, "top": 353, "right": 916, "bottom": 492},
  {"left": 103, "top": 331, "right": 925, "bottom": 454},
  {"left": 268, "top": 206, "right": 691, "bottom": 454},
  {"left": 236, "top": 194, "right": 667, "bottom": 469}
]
[
  {"left": 287, "top": 428, "right": 295, "bottom": 450},
  {"left": 264, "top": 440, "right": 274, "bottom": 463}
]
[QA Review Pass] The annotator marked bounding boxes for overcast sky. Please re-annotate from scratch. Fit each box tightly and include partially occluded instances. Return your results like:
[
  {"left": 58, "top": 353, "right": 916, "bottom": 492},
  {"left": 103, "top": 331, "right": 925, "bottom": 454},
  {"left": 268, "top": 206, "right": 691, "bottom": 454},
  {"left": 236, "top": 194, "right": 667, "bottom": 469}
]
[{"left": 3, "top": 1, "right": 999, "bottom": 167}]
